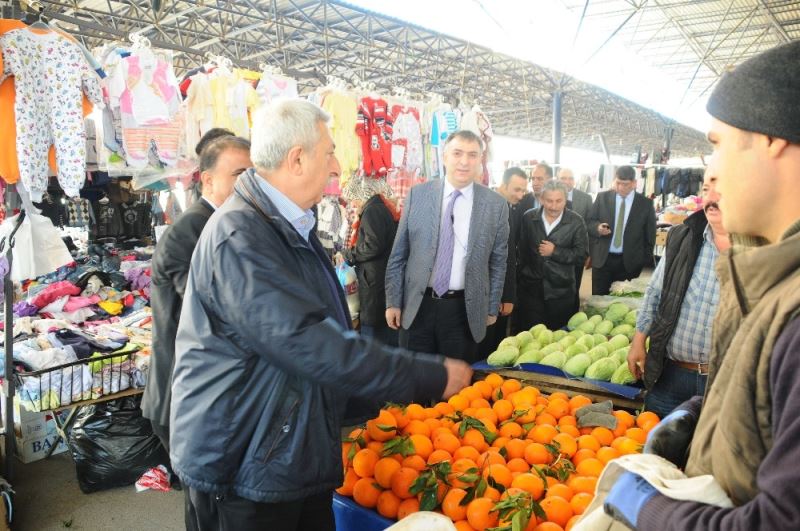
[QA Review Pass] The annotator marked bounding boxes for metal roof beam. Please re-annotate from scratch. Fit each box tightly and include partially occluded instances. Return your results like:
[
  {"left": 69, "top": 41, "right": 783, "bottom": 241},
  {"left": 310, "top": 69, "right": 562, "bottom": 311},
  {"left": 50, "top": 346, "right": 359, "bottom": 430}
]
[{"left": 757, "top": 0, "right": 792, "bottom": 43}]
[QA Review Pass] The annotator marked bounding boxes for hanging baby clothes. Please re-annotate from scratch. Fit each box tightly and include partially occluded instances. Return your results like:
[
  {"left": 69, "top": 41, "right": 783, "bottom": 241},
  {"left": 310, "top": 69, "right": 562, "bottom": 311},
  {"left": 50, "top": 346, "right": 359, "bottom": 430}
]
[
  {"left": 0, "top": 20, "right": 96, "bottom": 186},
  {"left": 227, "top": 77, "right": 260, "bottom": 138},
  {"left": 460, "top": 105, "right": 493, "bottom": 185},
  {"left": 356, "top": 97, "right": 393, "bottom": 177},
  {"left": 429, "top": 108, "right": 458, "bottom": 179},
  {"left": 184, "top": 71, "right": 214, "bottom": 152},
  {"left": 316, "top": 196, "right": 349, "bottom": 259},
  {"left": 390, "top": 105, "right": 423, "bottom": 175},
  {"left": 256, "top": 72, "right": 298, "bottom": 105},
  {"left": 0, "top": 26, "right": 103, "bottom": 201},
  {"left": 321, "top": 91, "right": 360, "bottom": 188}
]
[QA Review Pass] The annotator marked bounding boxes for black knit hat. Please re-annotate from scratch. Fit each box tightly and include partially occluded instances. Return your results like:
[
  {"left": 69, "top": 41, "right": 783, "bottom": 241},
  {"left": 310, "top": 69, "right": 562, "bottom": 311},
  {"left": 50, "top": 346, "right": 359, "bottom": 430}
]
[{"left": 707, "top": 41, "right": 800, "bottom": 144}]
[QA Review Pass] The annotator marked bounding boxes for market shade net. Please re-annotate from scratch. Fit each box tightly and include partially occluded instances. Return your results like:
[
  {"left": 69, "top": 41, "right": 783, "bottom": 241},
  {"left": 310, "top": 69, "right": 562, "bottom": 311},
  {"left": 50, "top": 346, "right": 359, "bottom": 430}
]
[{"left": 38, "top": 0, "right": 710, "bottom": 157}]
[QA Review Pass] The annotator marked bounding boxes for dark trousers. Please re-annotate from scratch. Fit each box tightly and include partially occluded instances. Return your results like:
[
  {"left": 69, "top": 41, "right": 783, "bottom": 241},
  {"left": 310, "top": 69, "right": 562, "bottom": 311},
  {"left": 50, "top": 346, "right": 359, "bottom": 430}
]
[
  {"left": 400, "top": 294, "right": 478, "bottom": 363},
  {"left": 513, "top": 281, "right": 575, "bottom": 332},
  {"left": 574, "top": 265, "right": 584, "bottom": 309},
  {"left": 360, "top": 323, "right": 399, "bottom": 347},
  {"left": 592, "top": 253, "right": 634, "bottom": 295},
  {"left": 644, "top": 361, "right": 708, "bottom": 419},
  {"left": 477, "top": 313, "right": 511, "bottom": 360},
  {"left": 150, "top": 420, "right": 170, "bottom": 454},
  {"left": 185, "top": 487, "right": 334, "bottom": 531}
]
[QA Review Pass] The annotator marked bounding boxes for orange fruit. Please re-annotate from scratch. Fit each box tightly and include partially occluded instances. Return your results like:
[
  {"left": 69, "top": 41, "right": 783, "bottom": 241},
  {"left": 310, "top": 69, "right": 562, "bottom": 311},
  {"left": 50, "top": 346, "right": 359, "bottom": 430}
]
[
  {"left": 434, "top": 401, "right": 455, "bottom": 417},
  {"left": 453, "top": 445, "right": 481, "bottom": 463},
  {"left": 535, "top": 412, "right": 558, "bottom": 427},
  {"left": 466, "top": 497, "right": 500, "bottom": 531},
  {"left": 374, "top": 457, "right": 402, "bottom": 488},
  {"left": 455, "top": 520, "right": 478, "bottom": 531},
  {"left": 529, "top": 424, "right": 559, "bottom": 444},
  {"left": 483, "top": 463, "right": 513, "bottom": 488},
  {"left": 484, "top": 373, "right": 504, "bottom": 389},
  {"left": 352, "top": 477, "right": 382, "bottom": 508},
  {"left": 525, "top": 442, "right": 553, "bottom": 465},
  {"left": 590, "top": 427, "right": 614, "bottom": 446},
  {"left": 534, "top": 523, "right": 565, "bottom": 531},
  {"left": 552, "top": 433, "right": 578, "bottom": 458},
  {"left": 511, "top": 472, "right": 545, "bottom": 499},
  {"left": 433, "top": 431, "right": 461, "bottom": 454},
  {"left": 449, "top": 394, "right": 470, "bottom": 412},
  {"left": 405, "top": 403, "right": 426, "bottom": 421},
  {"left": 636, "top": 411, "right": 660, "bottom": 429},
  {"left": 492, "top": 399, "right": 514, "bottom": 421},
  {"left": 546, "top": 398, "right": 570, "bottom": 420},
  {"left": 352, "top": 448, "right": 380, "bottom": 478},
  {"left": 568, "top": 395, "right": 593, "bottom": 414},
  {"left": 475, "top": 407, "right": 499, "bottom": 426},
  {"left": 596, "top": 446, "right": 621, "bottom": 464},
  {"left": 450, "top": 458, "right": 480, "bottom": 489},
  {"left": 547, "top": 483, "right": 574, "bottom": 501},
  {"left": 565, "top": 515, "right": 581, "bottom": 531},
  {"left": 505, "top": 438, "right": 530, "bottom": 460},
  {"left": 442, "top": 487, "right": 469, "bottom": 521},
  {"left": 541, "top": 495, "right": 574, "bottom": 528},
  {"left": 471, "top": 398, "right": 492, "bottom": 410},
  {"left": 613, "top": 410, "right": 635, "bottom": 428},
  {"left": 367, "top": 440, "right": 384, "bottom": 455},
  {"left": 492, "top": 436, "right": 510, "bottom": 449},
  {"left": 424, "top": 407, "right": 440, "bottom": 419},
  {"left": 397, "top": 497, "right": 420, "bottom": 519},
  {"left": 558, "top": 415, "right": 578, "bottom": 427},
  {"left": 576, "top": 435, "right": 601, "bottom": 452},
  {"left": 335, "top": 467, "right": 359, "bottom": 496},
  {"left": 484, "top": 486, "right": 502, "bottom": 502},
  {"left": 499, "top": 421, "right": 524, "bottom": 439},
  {"left": 570, "top": 491, "right": 593, "bottom": 515},
  {"left": 477, "top": 451, "right": 506, "bottom": 470},
  {"left": 575, "top": 457, "right": 604, "bottom": 477},
  {"left": 559, "top": 425, "right": 581, "bottom": 438},
  {"left": 390, "top": 467, "right": 420, "bottom": 499},
  {"left": 427, "top": 449, "right": 453, "bottom": 465},
  {"left": 625, "top": 427, "right": 647, "bottom": 444},
  {"left": 376, "top": 490, "right": 402, "bottom": 519},
  {"left": 507, "top": 457, "right": 531, "bottom": 473},
  {"left": 366, "top": 409, "right": 398, "bottom": 441},
  {"left": 462, "top": 429, "right": 489, "bottom": 453},
  {"left": 401, "top": 455, "right": 427, "bottom": 471},
  {"left": 409, "top": 434, "right": 434, "bottom": 459},
  {"left": 473, "top": 380, "right": 494, "bottom": 399},
  {"left": 618, "top": 437, "right": 642, "bottom": 455},
  {"left": 567, "top": 475, "right": 598, "bottom": 495},
  {"left": 549, "top": 391, "right": 569, "bottom": 402},
  {"left": 501, "top": 379, "right": 522, "bottom": 396},
  {"left": 424, "top": 417, "right": 442, "bottom": 433},
  {"left": 403, "top": 419, "right": 431, "bottom": 438},
  {"left": 387, "top": 406, "right": 410, "bottom": 429},
  {"left": 571, "top": 448, "right": 597, "bottom": 467}
]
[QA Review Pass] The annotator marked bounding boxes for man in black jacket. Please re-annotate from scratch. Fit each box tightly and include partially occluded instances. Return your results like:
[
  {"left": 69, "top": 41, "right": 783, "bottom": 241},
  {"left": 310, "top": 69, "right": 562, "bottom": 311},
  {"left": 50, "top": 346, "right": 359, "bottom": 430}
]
[
  {"left": 141, "top": 135, "right": 252, "bottom": 455},
  {"left": 339, "top": 177, "right": 400, "bottom": 345},
  {"left": 515, "top": 180, "right": 588, "bottom": 332},
  {"left": 478, "top": 166, "right": 526, "bottom": 356},
  {"left": 627, "top": 173, "right": 730, "bottom": 417},
  {"left": 587, "top": 165, "right": 656, "bottom": 295}
]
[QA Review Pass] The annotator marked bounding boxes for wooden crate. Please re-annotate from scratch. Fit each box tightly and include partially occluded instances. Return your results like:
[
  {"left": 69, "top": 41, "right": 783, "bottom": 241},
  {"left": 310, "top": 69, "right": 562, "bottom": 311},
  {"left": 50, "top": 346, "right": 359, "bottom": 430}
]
[{"left": 474, "top": 368, "right": 644, "bottom": 412}]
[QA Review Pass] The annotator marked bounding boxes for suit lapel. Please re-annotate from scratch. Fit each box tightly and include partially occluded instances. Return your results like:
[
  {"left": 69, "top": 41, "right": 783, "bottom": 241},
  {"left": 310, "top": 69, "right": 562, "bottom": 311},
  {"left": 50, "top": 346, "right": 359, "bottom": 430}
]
[{"left": 430, "top": 180, "right": 446, "bottom": 256}]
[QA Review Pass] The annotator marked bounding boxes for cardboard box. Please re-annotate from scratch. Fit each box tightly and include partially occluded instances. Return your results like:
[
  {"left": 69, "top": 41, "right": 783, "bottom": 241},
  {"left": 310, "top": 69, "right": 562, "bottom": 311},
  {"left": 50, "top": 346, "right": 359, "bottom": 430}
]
[{"left": 0, "top": 393, "right": 68, "bottom": 463}]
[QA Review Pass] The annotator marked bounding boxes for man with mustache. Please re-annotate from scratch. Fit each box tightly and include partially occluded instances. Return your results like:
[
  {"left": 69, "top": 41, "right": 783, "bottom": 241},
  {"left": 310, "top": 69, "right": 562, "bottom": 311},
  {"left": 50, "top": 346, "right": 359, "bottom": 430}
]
[{"left": 627, "top": 172, "right": 730, "bottom": 418}]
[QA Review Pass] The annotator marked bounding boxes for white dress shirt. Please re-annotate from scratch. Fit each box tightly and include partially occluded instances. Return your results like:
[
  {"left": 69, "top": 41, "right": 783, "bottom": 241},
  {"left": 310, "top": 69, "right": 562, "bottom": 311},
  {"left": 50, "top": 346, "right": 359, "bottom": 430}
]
[
  {"left": 432, "top": 180, "right": 473, "bottom": 291},
  {"left": 542, "top": 211, "right": 563, "bottom": 236},
  {"left": 609, "top": 192, "right": 635, "bottom": 253}
]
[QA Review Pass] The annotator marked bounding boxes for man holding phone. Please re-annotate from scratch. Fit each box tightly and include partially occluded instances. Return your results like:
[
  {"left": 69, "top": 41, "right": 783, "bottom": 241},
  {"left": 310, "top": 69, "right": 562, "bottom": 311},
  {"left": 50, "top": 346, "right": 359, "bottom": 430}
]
[{"left": 587, "top": 166, "right": 656, "bottom": 295}]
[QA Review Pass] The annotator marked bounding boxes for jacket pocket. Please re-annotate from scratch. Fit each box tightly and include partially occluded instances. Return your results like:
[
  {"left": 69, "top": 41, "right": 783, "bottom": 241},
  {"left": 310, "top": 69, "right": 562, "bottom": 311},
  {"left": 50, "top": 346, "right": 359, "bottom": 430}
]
[{"left": 253, "top": 390, "right": 302, "bottom": 464}]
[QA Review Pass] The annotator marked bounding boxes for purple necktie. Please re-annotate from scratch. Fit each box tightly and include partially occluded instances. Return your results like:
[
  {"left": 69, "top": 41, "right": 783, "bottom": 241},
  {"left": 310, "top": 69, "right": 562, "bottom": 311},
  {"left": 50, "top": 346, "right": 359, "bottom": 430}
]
[{"left": 432, "top": 190, "right": 461, "bottom": 297}]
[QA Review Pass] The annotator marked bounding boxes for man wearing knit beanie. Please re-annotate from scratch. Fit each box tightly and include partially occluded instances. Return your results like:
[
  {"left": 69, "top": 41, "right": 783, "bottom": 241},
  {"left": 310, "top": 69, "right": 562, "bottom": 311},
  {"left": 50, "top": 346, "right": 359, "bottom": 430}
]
[{"left": 600, "top": 41, "right": 800, "bottom": 530}]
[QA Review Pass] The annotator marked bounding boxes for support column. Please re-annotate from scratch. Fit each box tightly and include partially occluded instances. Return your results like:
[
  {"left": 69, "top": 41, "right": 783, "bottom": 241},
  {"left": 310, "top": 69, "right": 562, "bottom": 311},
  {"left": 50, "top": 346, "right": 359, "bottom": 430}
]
[{"left": 552, "top": 90, "right": 563, "bottom": 165}]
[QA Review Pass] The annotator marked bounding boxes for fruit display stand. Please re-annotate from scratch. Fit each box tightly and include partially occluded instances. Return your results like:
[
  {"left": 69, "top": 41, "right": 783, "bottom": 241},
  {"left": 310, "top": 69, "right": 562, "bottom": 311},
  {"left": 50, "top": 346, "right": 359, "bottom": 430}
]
[
  {"left": 333, "top": 493, "right": 393, "bottom": 531},
  {"left": 472, "top": 362, "right": 644, "bottom": 412}
]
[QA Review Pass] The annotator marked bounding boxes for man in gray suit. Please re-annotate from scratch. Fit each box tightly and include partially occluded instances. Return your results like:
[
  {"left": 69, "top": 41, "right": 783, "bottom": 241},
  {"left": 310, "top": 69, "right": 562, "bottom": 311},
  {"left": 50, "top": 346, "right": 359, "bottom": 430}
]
[
  {"left": 385, "top": 130, "right": 509, "bottom": 362},
  {"left": 559, "top": 166, "right": 592, "bottom": 302}
]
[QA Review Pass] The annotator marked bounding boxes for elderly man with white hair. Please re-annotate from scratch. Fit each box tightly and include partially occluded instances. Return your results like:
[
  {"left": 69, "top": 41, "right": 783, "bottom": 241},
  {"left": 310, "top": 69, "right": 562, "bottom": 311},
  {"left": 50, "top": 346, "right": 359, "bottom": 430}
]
[{"left": 169, "top": 99, "right": 472, "bottom": 531}]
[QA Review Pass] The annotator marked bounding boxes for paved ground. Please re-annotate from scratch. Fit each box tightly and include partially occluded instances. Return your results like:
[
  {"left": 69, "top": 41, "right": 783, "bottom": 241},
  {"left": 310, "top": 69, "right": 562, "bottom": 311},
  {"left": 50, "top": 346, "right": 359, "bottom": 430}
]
[{"left": 11, "top": 452, "right": 183, "bottom": 531}]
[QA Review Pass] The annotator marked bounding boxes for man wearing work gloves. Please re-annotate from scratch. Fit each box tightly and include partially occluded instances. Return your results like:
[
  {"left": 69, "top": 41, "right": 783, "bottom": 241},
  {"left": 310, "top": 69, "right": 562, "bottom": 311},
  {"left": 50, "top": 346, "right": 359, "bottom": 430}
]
[
  {"left": 170, "top": 100, "right": 473, "bottom": 531},
  {"left": 603, "top": 41, "right": 800, "bottom": 529},
  {"left": 626, "top": 172, "right": 730, "bottom": 418}
]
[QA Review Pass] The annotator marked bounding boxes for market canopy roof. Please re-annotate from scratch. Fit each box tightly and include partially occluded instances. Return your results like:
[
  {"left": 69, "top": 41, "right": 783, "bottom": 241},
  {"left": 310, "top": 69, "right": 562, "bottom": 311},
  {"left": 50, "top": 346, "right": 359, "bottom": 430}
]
[{"left": 39, "top": 0, "right": 714, "bottom": 157}]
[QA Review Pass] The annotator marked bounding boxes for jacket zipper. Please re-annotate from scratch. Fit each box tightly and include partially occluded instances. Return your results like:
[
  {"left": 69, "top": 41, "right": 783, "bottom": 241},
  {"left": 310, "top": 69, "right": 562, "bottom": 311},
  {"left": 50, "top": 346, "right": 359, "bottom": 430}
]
[{"left": 261, "top": 398, "right": 301, "bottom": 463}]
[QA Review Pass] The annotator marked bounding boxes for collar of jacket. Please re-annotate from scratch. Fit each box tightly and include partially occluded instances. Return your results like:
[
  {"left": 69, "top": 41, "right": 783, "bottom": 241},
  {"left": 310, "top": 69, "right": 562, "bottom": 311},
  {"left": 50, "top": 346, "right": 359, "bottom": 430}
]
[
  {"left": 683, "top": 208, "right": 708, "bottom": 233},
  {"left": 233, "top": 168, "right": 312, "bottom": 251},
  {"left": 529, "top": 207, "right": 576, "bottom": 225},
  {"left": 722, "top": 226, "right": 800, "bottom": 315}
]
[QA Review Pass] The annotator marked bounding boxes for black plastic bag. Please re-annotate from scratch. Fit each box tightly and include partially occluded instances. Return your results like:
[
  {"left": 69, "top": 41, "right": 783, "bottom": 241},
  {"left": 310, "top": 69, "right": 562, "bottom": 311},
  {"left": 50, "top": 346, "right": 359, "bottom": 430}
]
[{"left": 69, "top": 395, "right": 168, "bottom": 493}]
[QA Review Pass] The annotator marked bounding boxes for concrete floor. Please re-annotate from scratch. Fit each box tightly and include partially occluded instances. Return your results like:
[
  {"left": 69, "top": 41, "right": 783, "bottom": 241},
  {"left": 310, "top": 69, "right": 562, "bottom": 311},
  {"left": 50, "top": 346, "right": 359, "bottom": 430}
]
[{"left": 11, "top": 452, "right": 183, "bottom": 531}]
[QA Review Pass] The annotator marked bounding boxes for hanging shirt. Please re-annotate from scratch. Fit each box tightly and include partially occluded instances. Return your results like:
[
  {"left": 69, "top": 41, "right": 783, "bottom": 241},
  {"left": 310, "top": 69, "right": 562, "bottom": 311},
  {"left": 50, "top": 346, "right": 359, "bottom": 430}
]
[
  {"left": 321, "top": 91, "right": 360, "bottom": 185},
  {"left": 256, "top": 72, "right": 298, "bottom": 105},
  {"left": 608, "top": 192, "right": 635, "bottom": 253},
  {"left": 227, "top": 79, "right": 260, "bottom": 138}
]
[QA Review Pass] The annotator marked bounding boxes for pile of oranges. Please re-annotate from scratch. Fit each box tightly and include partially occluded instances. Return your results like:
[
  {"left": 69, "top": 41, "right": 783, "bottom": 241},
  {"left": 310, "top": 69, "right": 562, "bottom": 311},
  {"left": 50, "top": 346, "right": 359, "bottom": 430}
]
[{"left": 337, "top": 373, "right": 660, "bottom": 531}]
